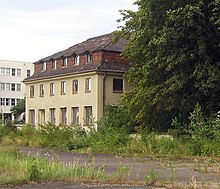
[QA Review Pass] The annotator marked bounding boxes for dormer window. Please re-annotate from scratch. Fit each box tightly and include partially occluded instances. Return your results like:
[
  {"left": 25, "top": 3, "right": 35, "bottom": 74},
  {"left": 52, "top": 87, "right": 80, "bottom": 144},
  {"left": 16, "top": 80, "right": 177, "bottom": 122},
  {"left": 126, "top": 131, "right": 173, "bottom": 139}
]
[
  {"left": 74, "top": 55, "right": 80, "bottom": 66},
  {"left": 87, "top": 52, "right": 92, "bottom": 63},
  {"left": 52, "top": 59, "right": 56, "bottom": 70},
  {"left": 62, "top": 57, "right": 67, "bottom": 67},
  {"left": 42, "top": 62, "right": 46, "bottom": 71}
]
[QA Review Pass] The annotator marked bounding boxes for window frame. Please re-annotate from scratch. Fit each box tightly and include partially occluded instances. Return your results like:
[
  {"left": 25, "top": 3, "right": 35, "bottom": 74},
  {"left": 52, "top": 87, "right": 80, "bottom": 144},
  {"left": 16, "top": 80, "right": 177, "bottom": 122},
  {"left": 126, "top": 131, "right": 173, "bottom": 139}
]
[
  {"left": 52, "top": 59, "right": 57, "bottom": 70},
  {"left": 72, "top": 80, "right": 78, "bottom": 94},
  {"left": 74, "top": 55, "right": 80, "bottom": 66},
  {"left": 30, "top": 85, "right": 34, "bottom": 98},
  {"left": 40, "top": 84, "right": 44, "bottom": 97},
  {"left": 50, "top": 83, "right": 55, "bottom": 96},
  {"left": 62, "top": 57, "right": 68, "bottom": 67},
  {"left": 85, "top": 78, "right": 91, "bottom": 93},
  {"left": 72, "top": 107, "right": 79, "bottom": 125},
  {"left": 61, "top": 81, "right": 66, "bottom": 95},
  {"left": 84, "top": 106, "right": 93, "bottom": 126},
  {"left": 60, "top": 107, "right": 67, "bottom": 125},
  {"left": 113, "top": 78, "right": 124, "bottom": 92},
  {"left": 49, "top": 108, "right": 56, "bottom": 125}
]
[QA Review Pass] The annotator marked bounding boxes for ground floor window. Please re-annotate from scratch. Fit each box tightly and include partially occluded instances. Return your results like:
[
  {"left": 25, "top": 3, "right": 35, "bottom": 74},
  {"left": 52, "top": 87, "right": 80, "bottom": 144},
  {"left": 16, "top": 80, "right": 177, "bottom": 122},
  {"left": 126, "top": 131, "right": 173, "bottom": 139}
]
[
  {"left": 84, "top": 106, "right": 93, "bottom": 125},
  {"left": 113, "top": 78, "right": 123, "bottom": 92},
  {"left": 60, "top": 107, "right": 67, "bottom": 125},
  {"left": 29, "top": 110, "right": 35, "bottom": 125},
  {"left": 49, "top": 108, "right": 56, "bottom": 125},
  {"left": 38, "top": 109, "right": 45, "bottom": 125},
  {"left": 72, "top": 107, "right": 79, "bottom": 125}
]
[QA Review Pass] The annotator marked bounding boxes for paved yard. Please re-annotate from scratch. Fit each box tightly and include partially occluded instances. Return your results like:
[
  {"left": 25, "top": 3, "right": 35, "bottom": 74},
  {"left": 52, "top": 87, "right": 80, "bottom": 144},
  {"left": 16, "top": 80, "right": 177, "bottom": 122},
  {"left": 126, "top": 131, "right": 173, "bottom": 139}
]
[{"left": 1, "top": 147, "right": 219, "bottom": 188}]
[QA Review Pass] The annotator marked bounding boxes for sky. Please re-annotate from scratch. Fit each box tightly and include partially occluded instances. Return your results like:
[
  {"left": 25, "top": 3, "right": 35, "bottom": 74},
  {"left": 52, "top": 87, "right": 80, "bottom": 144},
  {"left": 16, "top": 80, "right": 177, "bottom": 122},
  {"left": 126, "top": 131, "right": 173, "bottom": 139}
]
[{"left": 0, "top": 0, "right": 136, "bottom": 63}]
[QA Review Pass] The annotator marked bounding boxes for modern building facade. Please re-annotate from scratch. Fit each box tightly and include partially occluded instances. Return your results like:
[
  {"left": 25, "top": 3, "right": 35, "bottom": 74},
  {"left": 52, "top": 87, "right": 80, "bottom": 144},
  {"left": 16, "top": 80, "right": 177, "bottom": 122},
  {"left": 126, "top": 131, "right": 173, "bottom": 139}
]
[
  {"left": 0, "top": 60, "right": 34, "bottom": 122},
  {"left": 23, "top": 33, "right": 131, "bottom": 130}
]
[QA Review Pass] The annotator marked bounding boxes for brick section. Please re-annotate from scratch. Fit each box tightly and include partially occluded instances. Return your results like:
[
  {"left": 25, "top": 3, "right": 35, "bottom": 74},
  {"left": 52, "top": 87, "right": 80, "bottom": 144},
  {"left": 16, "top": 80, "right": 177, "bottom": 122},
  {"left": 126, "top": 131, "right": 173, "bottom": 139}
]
[{"left": 102, "top": 51, "right": 128, "bottom": 64}]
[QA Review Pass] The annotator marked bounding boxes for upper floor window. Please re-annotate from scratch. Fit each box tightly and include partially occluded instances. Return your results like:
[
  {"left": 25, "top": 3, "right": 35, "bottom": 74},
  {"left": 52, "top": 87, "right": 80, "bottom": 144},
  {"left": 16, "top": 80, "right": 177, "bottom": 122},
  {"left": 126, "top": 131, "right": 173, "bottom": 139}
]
[
  {"left": 52, "top": 59, "right": 57, "bottom": 69},
  {"left": 61, "top": 81, "right": 66, "bottom": 95},
  {"left": 50, "top": 83, "right": 55, "bottom": 96},
  {"left": 113, "top": 78, "right": 123, "bottom": 92},
  {"left": 0, "top": 83, "right": 5, "bottom": 91},
  {"left": 1, "top": 68, "right": 5, "bottom": 75},
  {"left": 12, "top": 69, "right": 16, "bottom": 76},
  {"left": 0, "top": 98, "right": 5, "bottom": 106},
  {"left": 40, "top": 84, "right": 44, "bottom": 97},
  {"left": 27, "top": 69, "right": 31, "bottom": 78},
  {"left": 87, "top": 52, "right": 92, "bottom": 63},
  {"left": 6, "top": 83, "right": 10, "bottom": 91},
  {"left": 62, "top": 57, "right": 67, "bottom": 67},
  {"left": 72, "top": 80, "right": 78, "bottom": 94},
  {"left": 30, "top": 85, "right": 34, "bottom": 98},
  {"left": 6, "top": 68, "right": 10, "bottom": 76},
  {"left": 42, "top": 62, "right": 46, "bottom": 71},
  {"left": 17, "top": 69, "right": 21, "bottom": 76},
  {"left": 11, "top": 98, "right": 16, "bottom": 106},
  {"left": 85, "top": 78, "right": 91, "bottom": 93},
  {"left": 74, "top": 55, "right": 80, "bottom": 66},
  {"left": 17, "top": 84, "right": 21, "bottom": 91},
  {"left": 11, "top": 83, "right": 16, "bottom": 91}
]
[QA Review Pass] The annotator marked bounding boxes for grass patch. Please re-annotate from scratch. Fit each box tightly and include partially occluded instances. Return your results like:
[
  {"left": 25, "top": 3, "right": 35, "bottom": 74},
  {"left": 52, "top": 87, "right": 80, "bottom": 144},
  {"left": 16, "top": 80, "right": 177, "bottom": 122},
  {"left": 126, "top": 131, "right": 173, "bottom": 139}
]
[{"left": 0, "top": 146, "right": 108, "bottom": 186}]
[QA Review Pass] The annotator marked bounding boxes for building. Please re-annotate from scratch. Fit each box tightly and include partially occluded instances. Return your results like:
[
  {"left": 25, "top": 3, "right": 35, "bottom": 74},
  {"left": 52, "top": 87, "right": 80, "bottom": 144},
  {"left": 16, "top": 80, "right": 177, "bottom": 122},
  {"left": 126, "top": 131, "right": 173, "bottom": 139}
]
[
  {"left": 23, "top": 33, "right": 131, "bottom": 130},
  {"left": 0, "top": 60, "right": 34, "bottom": 122}
]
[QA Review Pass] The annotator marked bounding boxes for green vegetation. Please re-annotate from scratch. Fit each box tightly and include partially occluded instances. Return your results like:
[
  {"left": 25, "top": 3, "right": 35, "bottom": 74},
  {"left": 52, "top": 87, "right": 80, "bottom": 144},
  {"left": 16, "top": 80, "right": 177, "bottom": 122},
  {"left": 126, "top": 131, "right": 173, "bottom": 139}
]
[
  {"left": 0, "top": 147, "right": 108, "bottom": 186},
  {"left": 116, "top": 0, "right": 220, "bottom": 131},
  {"left": 0, "top": 104, "right": 219, "bottom": 158}
]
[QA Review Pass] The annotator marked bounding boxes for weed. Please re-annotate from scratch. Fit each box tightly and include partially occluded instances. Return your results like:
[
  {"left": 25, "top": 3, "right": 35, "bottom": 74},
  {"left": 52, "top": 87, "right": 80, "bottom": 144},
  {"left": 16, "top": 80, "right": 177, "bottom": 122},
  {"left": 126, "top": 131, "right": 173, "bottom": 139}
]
[{"left": 145, "top": 169, "right": 158, "bottom": 185}]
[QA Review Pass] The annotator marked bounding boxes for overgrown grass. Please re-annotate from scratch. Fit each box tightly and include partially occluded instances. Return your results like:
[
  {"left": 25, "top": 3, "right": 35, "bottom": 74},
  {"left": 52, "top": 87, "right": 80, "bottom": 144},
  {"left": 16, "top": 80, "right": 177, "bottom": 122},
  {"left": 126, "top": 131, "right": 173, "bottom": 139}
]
[
  {"left": 0, "top": 105, "right": 219, "bottom": 158},
  {"left": 0, "top": 147, "right": 108, "bottom": 186}
]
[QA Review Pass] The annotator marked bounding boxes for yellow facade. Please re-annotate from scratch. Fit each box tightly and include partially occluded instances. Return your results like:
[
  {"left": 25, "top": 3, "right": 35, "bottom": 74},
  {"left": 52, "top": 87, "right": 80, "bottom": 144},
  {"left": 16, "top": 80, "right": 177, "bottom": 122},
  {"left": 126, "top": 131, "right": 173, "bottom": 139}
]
[{"left": 25, "top": 71, "right": 131, "bottom": 130}]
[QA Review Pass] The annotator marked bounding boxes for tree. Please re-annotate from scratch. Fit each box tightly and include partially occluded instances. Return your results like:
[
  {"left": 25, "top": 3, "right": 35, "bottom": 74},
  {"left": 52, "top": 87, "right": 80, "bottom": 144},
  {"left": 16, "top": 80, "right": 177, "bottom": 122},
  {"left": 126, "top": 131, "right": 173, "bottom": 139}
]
[
  {"left": 117, "top": 0, "right": 220, "bottom": 131},
  {"left": 10, "top": 99, "right": 25, "bottom": 116}
]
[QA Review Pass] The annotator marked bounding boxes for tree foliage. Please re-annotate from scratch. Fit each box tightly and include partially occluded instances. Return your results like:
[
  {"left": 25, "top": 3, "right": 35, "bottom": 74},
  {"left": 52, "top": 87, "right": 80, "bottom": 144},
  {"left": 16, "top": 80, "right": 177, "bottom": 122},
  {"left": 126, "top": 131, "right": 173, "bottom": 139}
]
[
  {"left": 117, "top": 0, "right": 220, "bottom": 130},
  {"left": 10, "top": 99, "right": 25, "bottom": 115}
]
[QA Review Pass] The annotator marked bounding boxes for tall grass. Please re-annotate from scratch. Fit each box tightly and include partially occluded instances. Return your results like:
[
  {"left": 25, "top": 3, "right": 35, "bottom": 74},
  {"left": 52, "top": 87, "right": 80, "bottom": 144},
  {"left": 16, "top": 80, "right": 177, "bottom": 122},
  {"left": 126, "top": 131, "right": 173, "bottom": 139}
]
[{"left": 0, "top": 147, "right": 108, "bottom": 186}]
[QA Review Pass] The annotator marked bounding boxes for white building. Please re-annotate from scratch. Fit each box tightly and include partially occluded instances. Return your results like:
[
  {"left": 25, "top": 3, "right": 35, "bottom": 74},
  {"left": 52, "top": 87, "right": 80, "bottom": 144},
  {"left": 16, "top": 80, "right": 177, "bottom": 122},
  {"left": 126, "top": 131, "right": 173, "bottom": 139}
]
[{"left": 0, "top": 60, "right": 34, "bottom": 122}]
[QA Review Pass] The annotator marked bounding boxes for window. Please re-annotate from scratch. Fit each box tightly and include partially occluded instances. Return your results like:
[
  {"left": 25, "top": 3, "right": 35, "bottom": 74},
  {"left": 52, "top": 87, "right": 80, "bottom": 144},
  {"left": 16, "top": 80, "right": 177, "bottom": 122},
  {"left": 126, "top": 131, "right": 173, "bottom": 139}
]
[
  {"left": 17, "top": 69, "right": 21, "bottom": 76},
  {"left": 85, "top": 78, "right": 91, "bottom": 93},
  {"left": 38, "top": 109, "right": 45, "bottom": 125},
  {"left": 5, "top": 98, "right": 10, "bottom": 106},
  {"left": 84, "top": 106, "right": 93, "bottom": 125},
  {"left": 72, "top": 107, "right": 79, "bottom": 124},
  {"left": 60, "top": 107, "right": 67, "bottom": 125},
  {"left": 11, "top": 98, "right": 16, "bottom": 106},
  {"left": 12, "top": 69, "right": 16, "bottom": 76},
  {"left": 62, "top": 57, "right": 67, "bottom": 67},
  {"left": 40, "top": 84, "right": 44, "bottom": 97},
  {"left": 30, "top": 85, "right": 34, "bottom": 98},
  {"left": 11, "top": 83, "right": 16, "bottom": 91},
  {"left": 61, "top": 81, "right": 66, "bottom": 95},
  {"left": 42, "top": 62, "right": 46, "bottom": 71},
  {"left": 52, "top": 59, "right": 56, "bottom": 69},
  {"left": 50, "top": 83, "right": 55, "bottom": 96},
  {"left": 0, "top": 83, "right": 5, "bottom": 91},
  {"left": 1, "top": 68, "right": 5, "bottom": 75},
  {"left": 72, "top": 80, "right": 78, "bottom": 94},
  {"left": 29, "top": 110, "right": 35, "bottom": 125},
  {"left": 17, "top": 84, "right": 21, "bottom": 91},
  {"left": 113, "top": 78, "right": 123, "bottom": 92},
  {"left": 27, "top": 69, "right": 31, "bottom": 77},
  {"left": 6, "top": 68, "right": 10, "bottom": 76},
  {"left": 0, "top": 98, "right": 5, "bottom": 106},
  {"left": 74, "top": 55, "right": 79, "bottom": 65},
  {"left": 50, "top": 108, "right": 56, "bottom": 125},
  {"left": 6, "top": 83, "right": 10, "bottom": 91},
  {"left": 87, "top": 52, "right": 92, "bottom": 63}
]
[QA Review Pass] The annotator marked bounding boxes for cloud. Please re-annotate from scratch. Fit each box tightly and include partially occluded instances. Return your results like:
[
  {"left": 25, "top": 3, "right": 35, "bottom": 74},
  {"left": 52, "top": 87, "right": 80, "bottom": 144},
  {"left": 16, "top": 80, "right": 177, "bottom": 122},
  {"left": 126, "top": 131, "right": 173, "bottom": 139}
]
[{"left": 0, "top": 0, "right": 137, "bottom": 62}]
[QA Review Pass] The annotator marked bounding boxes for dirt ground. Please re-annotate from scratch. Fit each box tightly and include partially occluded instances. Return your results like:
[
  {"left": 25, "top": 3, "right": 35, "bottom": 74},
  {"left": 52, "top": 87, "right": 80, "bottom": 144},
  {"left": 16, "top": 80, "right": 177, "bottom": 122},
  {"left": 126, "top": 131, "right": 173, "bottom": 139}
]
[{"left": 2, "top": 147, "right": 220, "bottom": 188}]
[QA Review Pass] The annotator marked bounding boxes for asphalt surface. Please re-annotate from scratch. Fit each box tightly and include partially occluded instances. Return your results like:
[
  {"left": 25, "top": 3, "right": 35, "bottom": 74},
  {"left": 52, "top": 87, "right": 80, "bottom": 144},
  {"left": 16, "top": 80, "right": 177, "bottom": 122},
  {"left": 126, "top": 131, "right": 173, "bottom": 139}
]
[{"left": 1, "top": 147, "right": 220, "bottom": 188}]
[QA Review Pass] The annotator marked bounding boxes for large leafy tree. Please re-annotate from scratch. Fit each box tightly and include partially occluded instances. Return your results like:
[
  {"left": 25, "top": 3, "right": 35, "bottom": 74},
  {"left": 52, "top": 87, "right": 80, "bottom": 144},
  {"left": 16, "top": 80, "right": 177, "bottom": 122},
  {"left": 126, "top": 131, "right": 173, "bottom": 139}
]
[{"left": 118, "top": 0, "right": 220, "bottom": 130}]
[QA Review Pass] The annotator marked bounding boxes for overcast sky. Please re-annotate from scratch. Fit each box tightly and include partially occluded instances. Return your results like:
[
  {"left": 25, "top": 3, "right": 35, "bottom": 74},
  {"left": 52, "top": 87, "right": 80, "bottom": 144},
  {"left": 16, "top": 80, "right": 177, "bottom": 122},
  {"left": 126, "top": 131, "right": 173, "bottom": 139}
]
[{"left": 0, "top": 0, "right": 136, "bottom": 63}]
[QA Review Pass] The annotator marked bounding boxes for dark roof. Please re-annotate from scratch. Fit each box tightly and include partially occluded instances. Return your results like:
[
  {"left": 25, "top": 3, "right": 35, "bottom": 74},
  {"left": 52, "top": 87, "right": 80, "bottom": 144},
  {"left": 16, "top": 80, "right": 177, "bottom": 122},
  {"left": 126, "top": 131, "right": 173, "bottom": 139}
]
[
  {"left": 24, "top": 33, "right": 129, "bottom": 82},
  {"left": 35, "top": 32, "right": 127, "bottom": 63},
  {"left": 24, "top": 61, "right": 130, "bottom": 82}
]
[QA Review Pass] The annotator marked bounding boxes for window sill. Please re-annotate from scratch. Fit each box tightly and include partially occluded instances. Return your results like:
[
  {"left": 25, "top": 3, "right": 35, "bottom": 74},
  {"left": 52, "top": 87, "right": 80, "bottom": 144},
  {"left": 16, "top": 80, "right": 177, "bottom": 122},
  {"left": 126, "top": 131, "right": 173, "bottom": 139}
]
[
  {"left": 113, "top": 90, "right": 123, "bottom": 93},
  {"left": 85, "top": 91, "right": 91, "bottom": 93}
]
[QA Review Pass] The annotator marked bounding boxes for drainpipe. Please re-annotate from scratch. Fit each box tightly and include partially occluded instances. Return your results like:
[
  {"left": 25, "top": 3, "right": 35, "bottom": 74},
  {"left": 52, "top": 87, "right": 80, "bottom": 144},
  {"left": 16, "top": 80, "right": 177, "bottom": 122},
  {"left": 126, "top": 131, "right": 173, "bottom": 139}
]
[{"left": 103, "top": 61, "right": 107, "bottom": 115}]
